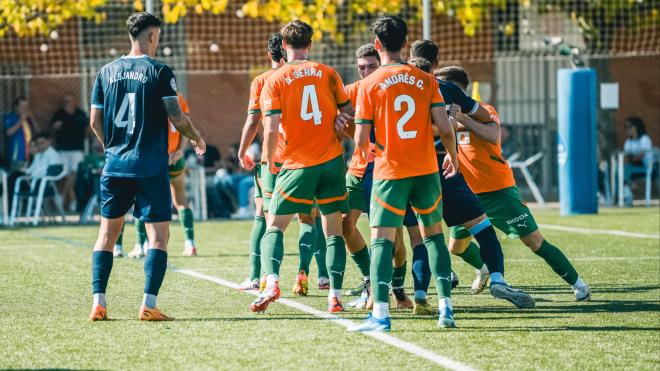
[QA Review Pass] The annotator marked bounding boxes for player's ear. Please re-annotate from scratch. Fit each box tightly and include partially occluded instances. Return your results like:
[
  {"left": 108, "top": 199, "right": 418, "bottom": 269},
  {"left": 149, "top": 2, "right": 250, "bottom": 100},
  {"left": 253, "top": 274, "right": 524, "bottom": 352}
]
[
  {"left": 374, "top": 38, "right": 382, "bottom": 51},
  {"left": 402, "top": 38, "right": 408, "bottom": 49}
]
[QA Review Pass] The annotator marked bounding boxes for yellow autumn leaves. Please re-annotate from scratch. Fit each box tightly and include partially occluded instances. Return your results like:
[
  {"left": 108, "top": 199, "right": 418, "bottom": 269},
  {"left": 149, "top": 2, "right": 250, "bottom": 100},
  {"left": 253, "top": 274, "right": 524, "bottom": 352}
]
[{"left": 0, "top": 0, "right": 106, "bottom": 37}]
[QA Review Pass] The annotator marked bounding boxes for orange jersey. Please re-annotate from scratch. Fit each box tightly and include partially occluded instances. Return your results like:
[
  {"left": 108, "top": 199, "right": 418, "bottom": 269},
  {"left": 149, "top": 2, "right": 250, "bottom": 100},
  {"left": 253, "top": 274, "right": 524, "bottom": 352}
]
[
  {"left": 457, "top": 103, "right": 516, "bottom": 194},
  {"left": 167, "top": 93, "right": 190, "bottom": 154},
  {"left": 262, "top": 60, "right": 350, "bottom": 169},
  {"left": 355, "top": 63, "right": 445, "bottom": 180},
  {"left": 248, "top": 69, "right": 286, "bottom": 164},
  {"left": 346, "top": 81, "right": 373, "bottom": 178}
]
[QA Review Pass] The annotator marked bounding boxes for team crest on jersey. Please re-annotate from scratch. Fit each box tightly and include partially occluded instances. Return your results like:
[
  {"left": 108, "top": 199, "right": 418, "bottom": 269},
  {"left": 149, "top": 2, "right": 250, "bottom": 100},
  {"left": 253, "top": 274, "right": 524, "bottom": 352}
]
[
  {"left": 457, "top": 131, "right": 470, "bottom": 145},
  {"left": 170, "top": 78, "right": 177, "bottom": 92}
]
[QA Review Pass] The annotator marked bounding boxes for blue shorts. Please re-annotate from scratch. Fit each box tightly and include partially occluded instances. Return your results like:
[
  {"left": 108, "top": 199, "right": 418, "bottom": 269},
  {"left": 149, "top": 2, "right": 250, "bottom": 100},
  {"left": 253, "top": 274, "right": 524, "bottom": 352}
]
[
  {"left": 440, "top": 171, "right": 484, "bottom": 227},
  {"left": 100, "top": 172, "right": 172, "bottom": 222}
]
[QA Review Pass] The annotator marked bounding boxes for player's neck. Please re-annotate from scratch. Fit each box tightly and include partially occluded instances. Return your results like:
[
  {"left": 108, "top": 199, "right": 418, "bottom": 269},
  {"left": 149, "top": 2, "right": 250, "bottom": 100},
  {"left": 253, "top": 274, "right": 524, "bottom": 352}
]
[
  {"left": 379, "top": 51, "right": 404, "bottom": 66},
  {"left": 286, "top": 49, "right": 309, "bottom": 63},
  {"left": 128, "top": 42, "right": 152, "bottom": 58}
]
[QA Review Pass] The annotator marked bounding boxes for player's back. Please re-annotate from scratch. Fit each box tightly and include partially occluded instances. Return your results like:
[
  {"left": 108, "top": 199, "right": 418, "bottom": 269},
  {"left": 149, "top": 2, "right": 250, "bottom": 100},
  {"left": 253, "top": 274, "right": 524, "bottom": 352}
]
[
  {"left": 263, "top": 60, "right": 349, "bottom": 169},
  {"left": 92, "top": 55, "right": 177, "bottom": 177},
  {"left": 357, "top": 63, "right": 444, "bottom": 180}
]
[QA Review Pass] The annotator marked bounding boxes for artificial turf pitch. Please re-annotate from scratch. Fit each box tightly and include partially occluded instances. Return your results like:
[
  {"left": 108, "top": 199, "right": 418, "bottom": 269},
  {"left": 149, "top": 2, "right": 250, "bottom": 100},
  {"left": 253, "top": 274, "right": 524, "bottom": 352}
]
[{"left": 0, "top": 207, "right": 658, "bottom": 370}]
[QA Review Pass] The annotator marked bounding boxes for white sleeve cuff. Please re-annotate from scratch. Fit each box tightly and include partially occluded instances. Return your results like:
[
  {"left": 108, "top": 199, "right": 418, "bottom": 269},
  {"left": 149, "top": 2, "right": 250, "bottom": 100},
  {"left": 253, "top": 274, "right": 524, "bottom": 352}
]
[
  {"left": 161, "top": 96, "right": 179, "bottom": 100},
  {"left": 468, "top": 101, "right": 479, "bottom": 116},
  {"left": 91, "top": 103, "right": 104, "bottom": 109}
]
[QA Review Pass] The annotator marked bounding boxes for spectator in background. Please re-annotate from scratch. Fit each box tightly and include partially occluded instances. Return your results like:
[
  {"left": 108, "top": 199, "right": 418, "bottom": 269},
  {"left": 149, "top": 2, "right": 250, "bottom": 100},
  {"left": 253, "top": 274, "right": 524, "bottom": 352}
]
[
  {"left": 622, "top": 117, "right": 654, "bottom": 205},
  {"left": 50, "top": 94, "right": 89, "bottom": 211},
  {"left": 25, "top": 133, "right": 62, "bottom": 178},
  {"left": 4, "top": 96, "right": 36, "bottom": 171}
]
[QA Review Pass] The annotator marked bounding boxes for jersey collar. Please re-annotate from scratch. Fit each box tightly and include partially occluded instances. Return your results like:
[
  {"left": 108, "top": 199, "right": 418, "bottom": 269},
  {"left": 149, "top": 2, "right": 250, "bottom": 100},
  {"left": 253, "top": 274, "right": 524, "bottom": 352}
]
[{"left": 121, "top": 54, "right": 150, "bottom": 59}]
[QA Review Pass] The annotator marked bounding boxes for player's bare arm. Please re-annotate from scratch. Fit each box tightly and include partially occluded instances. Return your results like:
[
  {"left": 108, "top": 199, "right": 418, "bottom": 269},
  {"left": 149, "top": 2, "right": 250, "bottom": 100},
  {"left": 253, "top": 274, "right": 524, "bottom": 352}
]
[
  {"left": 163, "top": 98, "right": 206, "bottom": 155},
  {"left": 89, "top": 107, "right": 104, "bottom": 145},
  {"left": 431, "top": 106, "right": 458, "bottom": 177},
  {"left": 354, "top": 122, "right": 371, "bottom": 162},
  {"left": 237, "top": 113, "right": 261, "bottom": 170},
  {"left": 262, "top": 113, "right": 279, "bottom": 174},
  {"left": 451, "top": 106, "right": 501, "bottom": 145}
]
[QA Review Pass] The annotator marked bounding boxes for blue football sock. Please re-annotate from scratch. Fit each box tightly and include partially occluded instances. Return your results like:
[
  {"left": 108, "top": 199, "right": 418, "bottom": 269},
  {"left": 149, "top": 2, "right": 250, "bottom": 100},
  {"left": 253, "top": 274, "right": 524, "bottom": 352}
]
[
  {"left": 92, "top": 251, "right": 113, "bottom": 295},
  {"left": 411, "top": 244, "right": 431, "bottom": 294},
  {"left": 469, "top": 219, "right": 504, "bottom": 275},
  {"left": 144, "top": 248, "right": 168, "bottom": 297}
]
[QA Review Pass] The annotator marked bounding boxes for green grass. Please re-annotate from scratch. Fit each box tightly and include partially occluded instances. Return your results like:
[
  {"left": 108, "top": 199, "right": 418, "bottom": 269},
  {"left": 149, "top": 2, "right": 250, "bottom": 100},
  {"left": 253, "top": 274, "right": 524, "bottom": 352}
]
[{"left": 0, "top": 206, "right": 658, "bottom": 370}]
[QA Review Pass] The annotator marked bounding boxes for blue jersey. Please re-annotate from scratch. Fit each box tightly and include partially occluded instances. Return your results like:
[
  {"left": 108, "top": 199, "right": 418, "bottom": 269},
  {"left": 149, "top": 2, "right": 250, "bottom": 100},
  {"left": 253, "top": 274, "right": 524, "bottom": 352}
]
[
  {"left": 435, "top": 79, "right": 479, "bottom": 152},
  {"left": 91, "top": 55, "right": 178, "bottom": 177}
]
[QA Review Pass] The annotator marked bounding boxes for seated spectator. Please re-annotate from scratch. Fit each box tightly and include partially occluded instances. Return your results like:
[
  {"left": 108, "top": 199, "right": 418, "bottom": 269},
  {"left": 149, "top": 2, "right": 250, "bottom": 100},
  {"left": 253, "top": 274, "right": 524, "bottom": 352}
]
[
  {"left": 622, "top": 117, "right": 654, "bottom": 205},
  {"left": 4, "top": 96, "right": 36, "bottom": 171},
  {"left": 50, "top": 94, "right": 89, "bottom": 212},
  {"left": 25, "top": 134, "right": 63, "bottom": 178}
]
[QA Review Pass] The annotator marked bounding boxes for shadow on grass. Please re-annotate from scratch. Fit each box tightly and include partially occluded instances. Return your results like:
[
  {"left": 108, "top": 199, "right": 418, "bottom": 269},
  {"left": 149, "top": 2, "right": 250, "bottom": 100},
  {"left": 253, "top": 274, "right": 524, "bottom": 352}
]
[
  {"left": 408, "top": 325, "right": 660, "bottom": 333},
  {"left": 516, "top": 284, "right": 659, "bottom": 295}
]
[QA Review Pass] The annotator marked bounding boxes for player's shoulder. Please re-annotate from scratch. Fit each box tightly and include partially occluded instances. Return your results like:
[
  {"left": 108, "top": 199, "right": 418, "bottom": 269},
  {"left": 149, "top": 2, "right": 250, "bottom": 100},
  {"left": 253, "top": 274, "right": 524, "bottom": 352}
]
[
  {"left": 345, "top": 80, "right": 360, "bottom": 92},
  {"left": 254, "top": 68, "right": 276, "bottom": 83}
]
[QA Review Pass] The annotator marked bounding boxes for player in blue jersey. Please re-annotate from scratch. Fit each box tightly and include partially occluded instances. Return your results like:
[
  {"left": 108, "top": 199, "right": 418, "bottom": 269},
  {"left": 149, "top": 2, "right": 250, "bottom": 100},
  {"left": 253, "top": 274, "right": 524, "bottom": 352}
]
[
  {"left": 406, "top": 40, "right": 535, "bottom": 309},
  {"left": 88, "top": 12, "right": 206, "bottom": 322}
]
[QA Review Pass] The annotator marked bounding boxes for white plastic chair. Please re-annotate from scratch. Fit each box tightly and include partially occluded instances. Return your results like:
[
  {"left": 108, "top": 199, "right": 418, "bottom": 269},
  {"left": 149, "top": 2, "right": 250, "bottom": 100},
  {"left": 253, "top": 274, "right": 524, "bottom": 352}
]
[
  {"left": 508, "top": 151, "right": 545, "bottom": 206},
  {"left": 9, "top": 164, "right": 67, "bottom": 226},
  {"left": 614, "top": 148, "right": 660, "bottom": 207},
  {"left": 0, "top": 169, "right": 8, "bottom": 226}
]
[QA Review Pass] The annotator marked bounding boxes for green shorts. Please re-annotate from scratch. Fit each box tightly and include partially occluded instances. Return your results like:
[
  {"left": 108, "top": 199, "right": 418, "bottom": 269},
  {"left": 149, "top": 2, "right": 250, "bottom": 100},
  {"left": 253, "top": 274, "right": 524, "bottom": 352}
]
[
  {"left": 256, "top": 163, "right": 279, "bottom": 213},
  {"left": 451, "top": 186, "right": 539, "bottom": 239},
  {"left": 346, "top": 173, "right": 368, "bottom": 212},
  {"left": 370, "top": 173, "right": 442, "bottom": 228},
  {"left": 168, "top": 157, "right": 186, "bottom": 179},
  {"left": 269, "top": 155, "right": 348, "bottom": 216}
]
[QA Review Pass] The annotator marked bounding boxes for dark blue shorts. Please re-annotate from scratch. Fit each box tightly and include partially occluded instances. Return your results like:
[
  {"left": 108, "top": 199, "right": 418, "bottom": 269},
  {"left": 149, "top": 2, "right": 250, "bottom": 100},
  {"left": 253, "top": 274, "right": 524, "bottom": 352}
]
[
  {"left": 440, "top": 171, "right": 484, "bottom": 227},
  {"left": 99, "top": 172, "right": 172, "bottom": 222}
]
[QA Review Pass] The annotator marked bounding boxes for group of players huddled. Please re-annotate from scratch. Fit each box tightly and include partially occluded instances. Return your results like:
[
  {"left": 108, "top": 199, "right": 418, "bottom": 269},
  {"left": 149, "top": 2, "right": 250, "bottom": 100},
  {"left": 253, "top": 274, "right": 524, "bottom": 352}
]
[{"left": 87, "top": 12, "right": 590, "bottom": 329}]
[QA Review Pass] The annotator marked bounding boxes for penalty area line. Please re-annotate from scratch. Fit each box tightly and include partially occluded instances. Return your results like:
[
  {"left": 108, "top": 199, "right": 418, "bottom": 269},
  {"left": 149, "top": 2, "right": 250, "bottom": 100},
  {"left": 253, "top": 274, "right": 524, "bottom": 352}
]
[
  {"left": 538, "top": 224, "right": 659, "bottom": 240},
  {"left": 172, "top": 267, "right": 477, "bottom": 371}
]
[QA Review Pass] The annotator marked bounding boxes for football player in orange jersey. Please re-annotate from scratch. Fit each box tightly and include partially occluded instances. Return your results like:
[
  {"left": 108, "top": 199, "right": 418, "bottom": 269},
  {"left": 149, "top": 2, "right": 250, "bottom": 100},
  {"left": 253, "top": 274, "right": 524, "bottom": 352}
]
[
  {"left": 349, "top": 15, "right": 458, "bottom": 331},
  {"left": 438, "top": 65, "right": 591, "bottom": 301},
  {"left": 113, "top": 92, "right": 198, "bottom": 258},
  {"left": 250, "top": 21, "right": 354, "bottom": 313},
  {"left": 236, "top": 33, "right": 329, "bottom": 294}
]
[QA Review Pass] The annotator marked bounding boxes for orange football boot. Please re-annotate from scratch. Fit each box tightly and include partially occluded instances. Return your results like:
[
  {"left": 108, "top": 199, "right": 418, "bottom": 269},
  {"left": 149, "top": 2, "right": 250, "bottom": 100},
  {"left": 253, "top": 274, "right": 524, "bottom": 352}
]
[{"left": 139, "top": 305, "right": 175, "bottom": 321}]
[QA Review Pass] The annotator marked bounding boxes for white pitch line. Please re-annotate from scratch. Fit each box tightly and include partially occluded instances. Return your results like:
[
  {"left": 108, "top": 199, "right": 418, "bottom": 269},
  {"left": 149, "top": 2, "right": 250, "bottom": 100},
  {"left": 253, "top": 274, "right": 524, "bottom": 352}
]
[
  {"left": 173, "top": 268, "right": 476, "bottom": 371},
  {"left": 538, "top": 224, "right": 659, "bottom": 240},
  {"left": 506, "top": 256, "right": 658, "bottom": 263}
]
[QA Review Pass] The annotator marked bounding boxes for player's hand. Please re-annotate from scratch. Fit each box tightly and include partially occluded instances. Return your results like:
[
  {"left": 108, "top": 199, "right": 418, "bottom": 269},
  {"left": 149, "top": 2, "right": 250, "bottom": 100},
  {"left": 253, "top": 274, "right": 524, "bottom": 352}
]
[
  {"left": 268, "top": 161, "right": 280, "bottom": 175},
  {"left": 240, "top": 154, "right": 256, "bottom": 170},
  {"left": 168, "top": 149, "right": 183, "bottom": 165},
  {"left": 191, "top": 138, "right": 206, "bottom": 156},
  {"left": 334, "top": 112, "right": 351, "bottom": 133},
  {"left": 366, "top": 148, "right": 376, "bottom": 163},
  {"left": 448, "top": 103, "right": 461, "bottom": 118},
  {"left": 442, "top": 154, "right": 459, "bottom": 178}
]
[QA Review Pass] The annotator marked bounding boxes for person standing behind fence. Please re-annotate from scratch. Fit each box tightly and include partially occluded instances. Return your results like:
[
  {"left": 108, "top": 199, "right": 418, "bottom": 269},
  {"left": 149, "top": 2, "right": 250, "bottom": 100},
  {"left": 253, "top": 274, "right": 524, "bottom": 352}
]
[
  {"left": 87, "top": 12, "right": 206, "bottom": 322},
  {"left": 4, "top": 96, "right": 35, "bottom": 171},
  {"left": 50, "top": 94, "right": 89, "bottom": 212}
]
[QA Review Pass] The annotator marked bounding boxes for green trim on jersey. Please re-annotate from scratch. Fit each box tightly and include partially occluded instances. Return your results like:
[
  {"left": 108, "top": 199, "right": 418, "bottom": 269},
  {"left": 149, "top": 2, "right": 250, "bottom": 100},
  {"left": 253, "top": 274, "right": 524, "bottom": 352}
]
[
  {"left": 355, "top": 119, "right": 373, "bottom": 125},
  {"left": 265, "top": 109, "right": 282, "bottom": 116}
]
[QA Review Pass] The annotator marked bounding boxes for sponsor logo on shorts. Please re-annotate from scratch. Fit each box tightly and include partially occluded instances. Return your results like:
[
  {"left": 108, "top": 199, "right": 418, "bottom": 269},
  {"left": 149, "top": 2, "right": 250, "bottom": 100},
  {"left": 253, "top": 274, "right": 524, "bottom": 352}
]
[{"left": 506, "top": 213, "right": 529, "bottom": 225}]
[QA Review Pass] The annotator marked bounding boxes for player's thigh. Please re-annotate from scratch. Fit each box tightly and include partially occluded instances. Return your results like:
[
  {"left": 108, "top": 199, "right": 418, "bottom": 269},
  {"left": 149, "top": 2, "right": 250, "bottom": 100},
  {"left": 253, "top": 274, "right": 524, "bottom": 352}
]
[
  {"left": 134, "top": 172, "right": 173, "bottom": 223},
  {"left": 260, "top": 164, "right": 278, "bottom": 214},
  {"left": 406, "top": 224, "right": 424, "bottom": 247},
  {"left": 346, "top": 173, "right": 368, "bottom": 214},
  {"left": 99, "top": 175, "right": 135, "bottom": 220},
  {"left": 320, "top": 211, "right": 343, "bottom": 237},
  {"left": 479, "top": 186, "right": 538, "bottom": 239},
  {"left": 440, "top": 172, "right": 485, "bottom": 227},
  {"left": 448, "top": 234, "right": 472, "bottom": 255},
  {"left": 369, "top": 178, "right": 410, "bottom": 228},
  {"left": 269, "top": 166, "right": 316, "bottom": 216},
  {"left": 169, "top": 172, "right": 188, "bottom": 209},
  {"left": 315, "top": 155, "right": 348, "bottom": 216},
  {"left": 409, "top": 173, "right": 443, "bottom": 228}
]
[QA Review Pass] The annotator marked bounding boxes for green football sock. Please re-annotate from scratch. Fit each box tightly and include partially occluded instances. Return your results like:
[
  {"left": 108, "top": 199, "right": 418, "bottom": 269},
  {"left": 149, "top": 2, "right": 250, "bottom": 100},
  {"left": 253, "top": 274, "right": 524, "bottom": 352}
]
[
  {"left": 326, "top": 236, "right": 346, "bottom": 290},
  {"left": 370, "top": 238, "right": 394, "bottom": 303},
  {"left": 534, "top": 240, "right": 579, "bottom": 285},
  {"left": 391, "top": 261, "right": 407, "bottom": 289},
  {"left": 457, "top": 241, "right": 484, "bottom": 270},
  {"left": 314, "top": 217, "right": 329, "bottom": 278},
  {"left": 249, "top": 215, "right": 266, "bottom": 280},
  {"left": 179, "top": 208, "right": 194, "bottom": 241},
  {"left": 298, "top": 222, "right": 316, "bottom": 275},
  {"left": 350, "top": 245, "right": 371, "bottom": 278},
  {"left": 135, "top": 219, "right": 147, "bottom": 246},
  {"left": 116, "top": 222, "right": 125, "bottom": 246},
  {"left": 425, "top": 233, "right": 452, "bottom": 298},
  {"left": 260, "top": 229, "right": 284, "bottom": 276}
]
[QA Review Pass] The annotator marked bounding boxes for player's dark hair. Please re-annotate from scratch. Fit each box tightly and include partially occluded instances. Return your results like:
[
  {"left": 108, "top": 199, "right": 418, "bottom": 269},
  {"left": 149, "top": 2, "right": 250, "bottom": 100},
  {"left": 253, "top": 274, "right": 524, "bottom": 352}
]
[
  {"left": 626, "top": 117, "right": 647, "bottom": 137},
  {"left": 408, "top": 57, "right": 432, "bottom": 73},
  {"left": 126, "top": 12, "right": 163, "bottom": 39},
  {"left": 281, "top": 20, "right": 313, "bottom": 49},
  {"left": 436, "top": 65, "right": 470, "bottom": 90},
  {"left": 355, "top": 43, "right": 379, "bottom": 61},
  {"left": 409, "top": 40, "right": 439, "bottom": 67},
  {"left": 13, "top": 96, "right": 27, "bottom": 108},
  {"left": 370, "top": 15, "right": 408, "bottom": 52},
  {"left": 267, "top": 33, "right": 286, "bottom": 62}
]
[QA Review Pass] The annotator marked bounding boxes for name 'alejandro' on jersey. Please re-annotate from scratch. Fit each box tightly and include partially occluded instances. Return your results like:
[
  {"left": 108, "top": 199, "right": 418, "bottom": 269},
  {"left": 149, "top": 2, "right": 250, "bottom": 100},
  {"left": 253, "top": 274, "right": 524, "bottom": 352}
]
[{"left": 91, "top": 55, "right": 178, "bottom": 177}]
